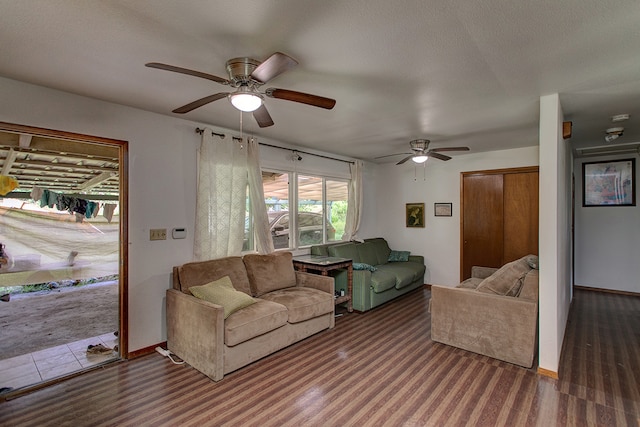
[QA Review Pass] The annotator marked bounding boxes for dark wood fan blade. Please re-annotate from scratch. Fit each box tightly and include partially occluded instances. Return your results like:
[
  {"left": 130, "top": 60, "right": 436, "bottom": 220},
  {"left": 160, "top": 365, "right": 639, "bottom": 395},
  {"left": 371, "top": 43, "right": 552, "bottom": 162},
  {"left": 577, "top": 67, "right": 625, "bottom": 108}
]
[
  {"left": 251, "top": 52, "right": 298, "bottom": 84},
  {"left": 375, "top": 152, "right": 412, "bottom": 159},
  {"left": 146, "top": 62, "right": 229, "bottom": 85},
  {"left": 253, "top": 104, "right": 274, "bottom": 128},
  {"left": 428, "top": 152, "right": 452, "bottom": 161},
  {"left": 266, "top": 88, "right": 336, "bottom": 110},
  {"left": 429, "top": 146, "right": 470, "bottom": 152},
  {"left": 396, "top": 155, "right": 415, "bottom": 165},
  {"left": 172, "top": 93, "right": 229, "bottom": 114}
]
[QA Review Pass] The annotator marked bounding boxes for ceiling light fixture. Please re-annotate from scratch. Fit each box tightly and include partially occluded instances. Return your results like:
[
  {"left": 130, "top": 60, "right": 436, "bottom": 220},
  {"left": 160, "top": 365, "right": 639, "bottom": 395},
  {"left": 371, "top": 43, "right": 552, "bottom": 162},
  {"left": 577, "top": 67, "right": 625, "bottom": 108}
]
[
  {"left": 604, "top": 126, "right": 624, "bottom": 143},
  {"left": 228, "top": 86, "right": 263, "bottom": 112},
  {"left": 412, "top": 155, "right": 429, "bottom": 164}
]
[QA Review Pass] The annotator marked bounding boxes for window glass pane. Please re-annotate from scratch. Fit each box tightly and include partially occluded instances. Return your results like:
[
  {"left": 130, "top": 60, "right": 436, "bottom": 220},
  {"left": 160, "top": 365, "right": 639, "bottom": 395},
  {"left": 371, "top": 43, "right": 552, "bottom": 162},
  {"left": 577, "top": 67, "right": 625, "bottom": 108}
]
[
  {"left": 263, "top": 171, "right": 290, "bottom": 249},
  {"left": 326, "top": 180, "right": 348, "bottom": 242},
  {"left": 297, "top": 175, "right": 324, "bottom": 247},
  {"left": 243, "top": 186, "right": 253, "bottom": 251}
]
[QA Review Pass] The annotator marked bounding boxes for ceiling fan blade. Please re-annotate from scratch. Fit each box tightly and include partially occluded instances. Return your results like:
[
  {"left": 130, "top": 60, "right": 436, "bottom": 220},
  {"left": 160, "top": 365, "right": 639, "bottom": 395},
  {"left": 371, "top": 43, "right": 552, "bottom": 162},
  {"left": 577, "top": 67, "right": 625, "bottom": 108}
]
[
  {"left": 251, "top": 52, "right": 298, "bottom": 84},
  {"left": 429, "top": 146, "right": 470, "bottom": 152},
  {"left": 374, "top": 152, "right": 412, "bottom": 159},
  {"left": 172, "top": 93, "right": 229, "bottom": 114},
  {"left": 266, "top": 88, "right": 336, "bottom": 110},
  {"left": 253, "top": 104, "right": 275, "bottom": 128},
  {"left": 146, "top": 62, "right": 229, "bottom": 85},
  {"left": 396, "top": 155, "right": 415, "bottom": 165},
  {"left": 428, "top": 152, "right": 452, "bottom": 161}
]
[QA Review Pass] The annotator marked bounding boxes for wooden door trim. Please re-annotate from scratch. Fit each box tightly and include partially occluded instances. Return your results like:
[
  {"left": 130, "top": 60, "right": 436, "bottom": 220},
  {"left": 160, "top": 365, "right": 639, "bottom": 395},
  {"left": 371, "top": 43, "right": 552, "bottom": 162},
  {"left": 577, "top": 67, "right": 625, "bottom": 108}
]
[{"left": 461, "top": 165, "right": 539, "bottom": 177}]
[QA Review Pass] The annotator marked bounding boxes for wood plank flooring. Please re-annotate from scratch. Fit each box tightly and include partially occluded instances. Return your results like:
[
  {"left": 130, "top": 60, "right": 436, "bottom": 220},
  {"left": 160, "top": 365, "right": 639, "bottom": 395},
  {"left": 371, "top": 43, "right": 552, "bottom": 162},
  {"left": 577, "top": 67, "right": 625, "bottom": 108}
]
[{"left": 1, "top": 288, "right": 638, "bottom": 426}]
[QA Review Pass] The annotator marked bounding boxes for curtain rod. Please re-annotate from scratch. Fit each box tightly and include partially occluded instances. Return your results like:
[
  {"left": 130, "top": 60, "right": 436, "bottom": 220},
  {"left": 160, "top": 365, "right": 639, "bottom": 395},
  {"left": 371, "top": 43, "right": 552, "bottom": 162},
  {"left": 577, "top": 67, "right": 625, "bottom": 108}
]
[{"left": 195, "top": 128, "right": 354, "bottom": 165}]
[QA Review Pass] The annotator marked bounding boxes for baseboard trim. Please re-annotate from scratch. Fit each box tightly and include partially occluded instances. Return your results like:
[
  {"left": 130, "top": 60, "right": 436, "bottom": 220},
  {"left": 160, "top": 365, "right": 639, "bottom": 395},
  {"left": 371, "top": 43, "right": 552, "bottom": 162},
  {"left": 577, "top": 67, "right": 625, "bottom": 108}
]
[
  {"left": 537, "top": 367, "right": 559, "bottom": 379},
  {"left": 423, "top": 284, "right": 431, "bottom": 290},
  {"left": 574, "top": 285, "right": 639, "bottom": 297},
  {"left": 127, "top": 341, "right": 167, "bottom": 359}
]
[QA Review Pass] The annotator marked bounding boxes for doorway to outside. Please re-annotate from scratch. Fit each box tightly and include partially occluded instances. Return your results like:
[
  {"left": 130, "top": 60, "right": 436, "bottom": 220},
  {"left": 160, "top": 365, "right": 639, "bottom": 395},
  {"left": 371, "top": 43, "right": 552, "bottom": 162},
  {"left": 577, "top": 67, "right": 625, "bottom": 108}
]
[{"left": 0, "top": 122, "right": 128, "bottom": 396}]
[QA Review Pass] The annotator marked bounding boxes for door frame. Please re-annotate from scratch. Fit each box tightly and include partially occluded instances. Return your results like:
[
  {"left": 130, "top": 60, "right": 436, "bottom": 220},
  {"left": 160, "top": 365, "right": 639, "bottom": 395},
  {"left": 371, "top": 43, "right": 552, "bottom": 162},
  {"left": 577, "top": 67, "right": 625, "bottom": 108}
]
[
  {"left": 460, "top": 165, "right": 539, "bottom": 281},
  {"left": 0, "top": 121, "right": 129, "bottom": 357}
]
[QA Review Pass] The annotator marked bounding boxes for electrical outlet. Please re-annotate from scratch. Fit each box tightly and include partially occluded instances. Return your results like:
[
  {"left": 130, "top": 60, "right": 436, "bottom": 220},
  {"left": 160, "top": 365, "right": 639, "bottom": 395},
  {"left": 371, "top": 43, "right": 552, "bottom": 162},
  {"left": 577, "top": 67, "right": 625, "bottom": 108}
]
[{"left": 150, "top": 228, "right": 166, "bottom": 241}]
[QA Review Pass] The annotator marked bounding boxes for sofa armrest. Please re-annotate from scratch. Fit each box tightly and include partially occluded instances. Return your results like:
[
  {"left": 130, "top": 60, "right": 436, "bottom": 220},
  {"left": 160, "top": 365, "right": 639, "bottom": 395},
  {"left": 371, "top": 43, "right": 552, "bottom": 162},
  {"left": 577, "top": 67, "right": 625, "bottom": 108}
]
[
  {"left": 430, "top": 285, "right": 538, "bottom": 368},
  {"left": 295, "top": 271, "right": 334, "bottom": 295},
  {"left": 166, "top": 288, "right": 225, "bottom": 381},
  {"left": 408, "top": 255, "right": 424, "bottom": 264},
  {"left": 471, "top": 266, "right": 498, "bottom": 279}
]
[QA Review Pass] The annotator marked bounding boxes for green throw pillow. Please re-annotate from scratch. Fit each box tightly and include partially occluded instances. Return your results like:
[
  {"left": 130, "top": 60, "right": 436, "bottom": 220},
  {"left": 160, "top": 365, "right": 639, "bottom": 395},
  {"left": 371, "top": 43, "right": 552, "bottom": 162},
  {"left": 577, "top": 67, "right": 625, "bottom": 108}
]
[
  {"left": 189, "top": 276, "right": 256, "bottom": 319},
  {"left": 388, "top": 250, "right": 410, "bottom": 262},
  {"left": 353, "top": 262, "right": 377, "bottom": 272}
]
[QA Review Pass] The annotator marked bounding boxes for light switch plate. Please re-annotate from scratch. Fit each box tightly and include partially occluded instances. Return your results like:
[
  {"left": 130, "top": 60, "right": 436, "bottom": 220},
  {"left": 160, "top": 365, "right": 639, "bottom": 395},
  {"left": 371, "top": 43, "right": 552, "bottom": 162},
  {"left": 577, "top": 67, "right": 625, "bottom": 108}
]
[{"left": 150, "top": 228, "right": 166, "bottom": 240}]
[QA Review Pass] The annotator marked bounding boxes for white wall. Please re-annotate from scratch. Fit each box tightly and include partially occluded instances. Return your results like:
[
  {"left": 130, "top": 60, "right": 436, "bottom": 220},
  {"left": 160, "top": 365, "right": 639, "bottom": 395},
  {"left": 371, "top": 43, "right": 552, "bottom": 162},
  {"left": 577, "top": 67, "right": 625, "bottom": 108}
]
[
  {"left": 538, "top": 93, "right": 572, "bottom": 375},
  {"left": 574, "top": 153, "right": 640, "bottom": 293},
  {"left": 370, "top": 146, "right": 539, "bottom": 286},
  {"left": 0, "top": 76, "right": 356, "bottom": 353}
]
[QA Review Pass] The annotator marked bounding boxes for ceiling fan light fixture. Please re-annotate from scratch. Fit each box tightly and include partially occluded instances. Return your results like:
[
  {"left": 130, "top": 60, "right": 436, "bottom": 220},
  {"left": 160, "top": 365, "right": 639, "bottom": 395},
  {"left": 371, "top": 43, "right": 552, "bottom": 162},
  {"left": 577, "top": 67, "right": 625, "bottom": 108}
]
[
  {"left": 412, "top": 155, "right": 429, "bottom": 164},
  {"left": 229, "top": 87, "right": 263, "bottom": 112}
]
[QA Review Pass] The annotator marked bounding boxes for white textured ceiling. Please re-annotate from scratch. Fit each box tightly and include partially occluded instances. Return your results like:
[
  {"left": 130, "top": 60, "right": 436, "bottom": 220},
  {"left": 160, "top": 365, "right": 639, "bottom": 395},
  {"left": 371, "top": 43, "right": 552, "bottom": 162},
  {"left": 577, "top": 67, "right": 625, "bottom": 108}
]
[{"left": 1, "top": 0, "right": 639, "bottom": 162}]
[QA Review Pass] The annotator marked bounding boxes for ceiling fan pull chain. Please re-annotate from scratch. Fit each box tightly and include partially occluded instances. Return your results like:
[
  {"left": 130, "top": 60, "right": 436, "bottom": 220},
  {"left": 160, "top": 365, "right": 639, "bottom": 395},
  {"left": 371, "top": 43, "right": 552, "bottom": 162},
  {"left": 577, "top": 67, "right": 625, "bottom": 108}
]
[{"left": 239, "top": 111, "right": 244, "bottom": 148}]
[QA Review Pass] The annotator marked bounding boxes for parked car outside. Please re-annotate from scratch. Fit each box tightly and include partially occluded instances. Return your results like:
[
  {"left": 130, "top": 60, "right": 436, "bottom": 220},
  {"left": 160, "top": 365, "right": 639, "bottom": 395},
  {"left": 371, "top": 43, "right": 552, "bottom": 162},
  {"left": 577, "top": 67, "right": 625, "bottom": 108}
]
[{"left": 268, "top": 211, "right": 336, "bottom": 249}]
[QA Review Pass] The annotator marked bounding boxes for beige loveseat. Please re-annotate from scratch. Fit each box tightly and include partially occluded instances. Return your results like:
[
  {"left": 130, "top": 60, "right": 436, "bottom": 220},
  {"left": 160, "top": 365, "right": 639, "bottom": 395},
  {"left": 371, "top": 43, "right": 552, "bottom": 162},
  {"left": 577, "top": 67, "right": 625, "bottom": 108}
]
[
  {"left": 430, "top": 255, "right": 539, "bottom": 368},
  {"left": 167, "top": 251, "right": 334, "bottom": 381}
]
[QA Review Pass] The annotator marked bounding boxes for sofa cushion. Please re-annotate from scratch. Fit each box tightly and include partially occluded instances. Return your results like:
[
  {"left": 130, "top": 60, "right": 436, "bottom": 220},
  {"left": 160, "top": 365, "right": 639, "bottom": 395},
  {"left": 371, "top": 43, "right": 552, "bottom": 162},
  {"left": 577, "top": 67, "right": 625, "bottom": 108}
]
[
  {"left": 525, "top": 254, "right": 539, "bottom": 270},
  {"left": 369, "top": 270, "right": 397, "bottom": 293},
  {"left": 328, "top": 243, "right": 360, "bottom": 263},
  {"left": 364, "top": 238, "right": 392, "bottom": 266},
  {"left": 476, "top": 257, "right": 531, "bottom": 296},
  {"left": 375, "top": 264, "right": 412, "bottom": 288},
  {"left": 457, "top": 277, "right": 483, "bottom": 289},
  {"left": 243, "top": 252, "right": 297, "bottom": 297},
  {"left": 178, "top": 256, "right": 252, "bottom": 295},
  {"left": 189, "top": 276, "right": 256, "bottom": 319},
  {"left": 519, "top": 269, "right": 539, "bottom": 301},
  {"left": 224, "top": 299, "right": 288, "bottom": 346},
  {"left": 260, "top": 287, "right": 334, "bottom": 323},
  {"left": 388, "top": 250, "right": 411, "bottom": 262},
  {"left": 353, "top": 262, "right": 377, "bottom": 272},
  {"left": 357, "top": 242, "right": 379, "bottom": 266}
]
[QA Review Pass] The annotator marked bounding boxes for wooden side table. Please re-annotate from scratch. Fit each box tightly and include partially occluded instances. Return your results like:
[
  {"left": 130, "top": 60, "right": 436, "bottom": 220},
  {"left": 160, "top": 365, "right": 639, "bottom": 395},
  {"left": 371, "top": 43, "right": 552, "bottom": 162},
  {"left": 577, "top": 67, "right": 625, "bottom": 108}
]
[{"left": 292, "top": 255, "right": 353, "bottom": 312}]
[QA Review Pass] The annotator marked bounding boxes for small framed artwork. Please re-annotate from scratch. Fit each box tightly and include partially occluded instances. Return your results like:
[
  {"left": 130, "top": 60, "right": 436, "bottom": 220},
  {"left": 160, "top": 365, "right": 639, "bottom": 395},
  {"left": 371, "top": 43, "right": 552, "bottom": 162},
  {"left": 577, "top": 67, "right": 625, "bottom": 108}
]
[
  {"left": 406, "top": 203, "right": 425, "bottom": 227},
  {"left": 583, "top": 158, "right": 636, "bottom": 207},
  {"left": 434, "top": 202, "right": 453, "bottom": 217}
]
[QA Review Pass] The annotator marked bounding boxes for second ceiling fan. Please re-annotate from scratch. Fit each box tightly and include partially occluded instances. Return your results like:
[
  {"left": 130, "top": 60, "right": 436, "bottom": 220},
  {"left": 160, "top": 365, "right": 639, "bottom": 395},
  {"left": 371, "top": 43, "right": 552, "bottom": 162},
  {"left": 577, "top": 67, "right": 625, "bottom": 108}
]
[
  {"left": 146, "top": 52, "right": 336, "bottom": 128},
  {"left": 377, "top": 139, "right": 470, "bottom": 165}
]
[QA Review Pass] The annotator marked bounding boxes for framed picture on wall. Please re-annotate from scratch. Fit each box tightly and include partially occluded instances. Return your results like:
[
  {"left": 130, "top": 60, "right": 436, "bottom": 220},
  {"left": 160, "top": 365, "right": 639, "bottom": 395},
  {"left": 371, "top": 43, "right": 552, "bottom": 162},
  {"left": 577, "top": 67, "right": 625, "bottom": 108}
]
[
  {"left": 406, "top": 203, "right": 425, "bottom": 227},
  {"left": 434, "top": 202, "right": 453, "bottom": 217},
  {"left": 583, "top": 158, "right": 636, "bottom": 207}
]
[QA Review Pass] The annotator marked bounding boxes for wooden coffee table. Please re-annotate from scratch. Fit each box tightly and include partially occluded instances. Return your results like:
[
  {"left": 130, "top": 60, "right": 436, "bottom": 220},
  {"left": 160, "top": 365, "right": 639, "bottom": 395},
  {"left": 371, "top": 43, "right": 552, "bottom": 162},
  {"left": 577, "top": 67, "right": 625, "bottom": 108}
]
[{"left": 292, "top": 255, "right": 353, "bottom": 312}]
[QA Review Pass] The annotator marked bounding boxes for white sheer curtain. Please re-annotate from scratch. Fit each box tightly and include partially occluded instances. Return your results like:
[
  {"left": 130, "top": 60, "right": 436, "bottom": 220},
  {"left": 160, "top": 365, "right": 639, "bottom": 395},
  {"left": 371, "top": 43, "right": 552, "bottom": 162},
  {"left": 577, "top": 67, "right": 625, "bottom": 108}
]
[
  {"left": 194, "top": 129, "right": 248, "bottom": 260},
  {"left": 247, "top": 137, "right": 274, "bottom": 254},
  {"left": 342, "top": 160, "right": 364, "bottom": 241}
]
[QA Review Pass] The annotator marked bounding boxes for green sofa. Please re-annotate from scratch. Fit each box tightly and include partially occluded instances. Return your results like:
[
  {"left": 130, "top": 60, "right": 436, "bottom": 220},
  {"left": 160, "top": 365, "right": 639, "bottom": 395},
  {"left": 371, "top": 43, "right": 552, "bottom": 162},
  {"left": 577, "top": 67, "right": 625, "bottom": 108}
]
[{"left": 311, "top": 238, "right": 426, "bottom": 312}]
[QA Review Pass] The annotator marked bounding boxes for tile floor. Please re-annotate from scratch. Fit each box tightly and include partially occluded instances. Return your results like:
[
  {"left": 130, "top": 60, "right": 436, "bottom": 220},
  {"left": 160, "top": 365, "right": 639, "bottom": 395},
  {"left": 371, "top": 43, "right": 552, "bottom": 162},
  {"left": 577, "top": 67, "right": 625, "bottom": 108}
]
[{"left": 0, "top": 332, "right": 119, "bottom": 392}]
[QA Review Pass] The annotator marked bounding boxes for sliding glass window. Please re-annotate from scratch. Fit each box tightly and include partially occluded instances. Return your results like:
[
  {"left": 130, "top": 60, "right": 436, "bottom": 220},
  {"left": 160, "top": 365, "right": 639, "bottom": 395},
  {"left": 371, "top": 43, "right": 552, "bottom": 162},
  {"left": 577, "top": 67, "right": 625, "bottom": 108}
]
[{"left": 244, "top": 170, "right": 347, "bottom": 251}]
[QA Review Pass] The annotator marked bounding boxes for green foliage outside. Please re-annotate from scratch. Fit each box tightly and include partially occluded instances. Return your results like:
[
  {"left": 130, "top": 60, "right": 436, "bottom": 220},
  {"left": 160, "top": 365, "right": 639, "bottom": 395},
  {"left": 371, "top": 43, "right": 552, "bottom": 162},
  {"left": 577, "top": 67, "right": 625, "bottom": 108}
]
[
  {"left": 330, "top": 200, "right": 348, "bottom": 240},
  {"left": 0, "top": 274, "right": 118, "bottom": 296}
]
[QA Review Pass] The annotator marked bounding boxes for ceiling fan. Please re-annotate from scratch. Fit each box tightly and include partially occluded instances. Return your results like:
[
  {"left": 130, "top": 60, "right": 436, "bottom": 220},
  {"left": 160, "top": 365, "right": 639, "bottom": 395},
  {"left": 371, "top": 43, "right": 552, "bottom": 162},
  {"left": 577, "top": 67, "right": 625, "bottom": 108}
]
[
  {"left": 376, "top": 139, "right": 470, "bottom": 165},
  {"left": 145, "top": 52, "right": 336, "bottom": 128}
]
